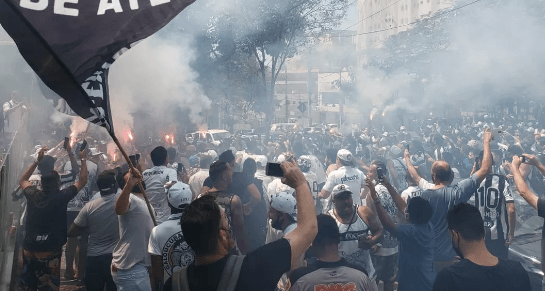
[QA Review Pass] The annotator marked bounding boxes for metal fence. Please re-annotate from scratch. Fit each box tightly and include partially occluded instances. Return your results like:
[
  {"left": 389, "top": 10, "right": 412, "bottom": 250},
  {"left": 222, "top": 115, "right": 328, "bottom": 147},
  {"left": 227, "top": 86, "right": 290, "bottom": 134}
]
[{"left": 0, "top": 121, "right": 31, "bottom": 291}]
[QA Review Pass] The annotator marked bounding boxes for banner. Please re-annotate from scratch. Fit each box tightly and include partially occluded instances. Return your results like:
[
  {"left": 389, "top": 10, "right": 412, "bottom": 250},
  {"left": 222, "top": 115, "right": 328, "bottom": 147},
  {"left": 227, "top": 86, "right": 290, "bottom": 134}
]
[{"left": 0, "top": 0, "right": 195, "bottom": 134}]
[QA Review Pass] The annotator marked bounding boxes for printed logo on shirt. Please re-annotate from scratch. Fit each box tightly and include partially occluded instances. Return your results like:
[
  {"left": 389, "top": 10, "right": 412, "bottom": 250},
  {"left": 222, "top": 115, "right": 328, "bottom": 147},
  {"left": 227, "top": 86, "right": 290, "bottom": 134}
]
[
  {"left": 340, "top": 230, "right": 367, "bottom": 241},
  {"left": 35, "top": 234, "right": 49, "bottom": 242},
  {"left": 340, "top": 175, "right": 359, "bottom": 184},
  {"left": 314, "top": 283, "right": 356, "bottom": 291},
  {"left": 162, "top": 232, "right": 195, "bottom": 276},
  {"left": 143, "top": 170, "right": 164, "bottom": 177}
]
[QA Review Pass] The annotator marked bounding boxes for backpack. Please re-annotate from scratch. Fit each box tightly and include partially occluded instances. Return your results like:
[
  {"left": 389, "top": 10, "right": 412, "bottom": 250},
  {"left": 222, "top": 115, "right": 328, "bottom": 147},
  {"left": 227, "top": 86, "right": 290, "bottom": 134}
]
[{"left": 172, "top": 255, "right": 246, "bottom": 291}]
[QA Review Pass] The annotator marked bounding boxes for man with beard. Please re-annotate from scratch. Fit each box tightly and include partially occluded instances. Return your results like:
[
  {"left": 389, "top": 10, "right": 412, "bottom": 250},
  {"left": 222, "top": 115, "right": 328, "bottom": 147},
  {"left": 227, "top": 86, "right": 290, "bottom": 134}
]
[
  {"left": 162, "top": 159, "right": 318, "bottom": 291},
  {"left": 148, "top": 182, "right": 195, "bottom": 291},
  {"left": 432, "top": 203, "right": 530, "bottom": 291},
  {"left": 328, "top": 184, "right": 383, "bottom": 279}
]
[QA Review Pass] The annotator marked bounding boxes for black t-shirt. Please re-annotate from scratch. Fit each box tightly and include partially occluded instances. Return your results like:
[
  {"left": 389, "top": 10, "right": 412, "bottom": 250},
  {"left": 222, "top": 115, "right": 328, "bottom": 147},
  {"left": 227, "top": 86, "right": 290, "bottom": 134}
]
[
  {"left": 163, "top": 238, "right": 291, "bottom": 291},
  {"left": 23, "top": 185, "right": 79, "bottom": 252},
  {"left": 432, "top": 258, "right": 531, "bottom": 291},
  {"left": 537, "top": 198, "right": 545, "bottom": 238}
]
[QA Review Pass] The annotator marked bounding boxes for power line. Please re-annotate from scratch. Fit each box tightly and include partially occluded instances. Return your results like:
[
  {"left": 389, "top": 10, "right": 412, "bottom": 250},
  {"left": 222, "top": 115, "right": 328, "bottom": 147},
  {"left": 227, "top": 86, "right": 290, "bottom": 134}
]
[
  {"left": 341, "top": 0, "right": 404, "bottom": 31},
  {"left": 338, "top": 0, "right": 485, "bottom": 37}
]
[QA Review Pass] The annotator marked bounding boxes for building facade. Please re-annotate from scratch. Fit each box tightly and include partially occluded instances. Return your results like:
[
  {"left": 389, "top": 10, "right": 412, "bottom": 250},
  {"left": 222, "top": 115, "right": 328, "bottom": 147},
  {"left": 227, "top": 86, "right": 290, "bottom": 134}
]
[{"left": 357, "top": 0, "right": 453, "bottom": 52}]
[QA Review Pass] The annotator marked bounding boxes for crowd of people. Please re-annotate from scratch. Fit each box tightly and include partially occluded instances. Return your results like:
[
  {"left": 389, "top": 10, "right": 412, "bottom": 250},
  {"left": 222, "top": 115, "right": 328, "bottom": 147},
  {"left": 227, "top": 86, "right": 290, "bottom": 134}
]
[{"left": 11, "top": 111, "right": 545, "bottom": 291}]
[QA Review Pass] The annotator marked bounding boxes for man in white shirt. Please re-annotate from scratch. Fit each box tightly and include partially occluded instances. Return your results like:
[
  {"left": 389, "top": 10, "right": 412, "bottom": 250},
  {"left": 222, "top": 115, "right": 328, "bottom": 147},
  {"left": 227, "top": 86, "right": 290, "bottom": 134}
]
[
  {"left": 320, "top": 149, "right": 366, "bottom": 207},
  {"left": 187, "top": 155, "right": 213, "bottom": 199},
  {"left": 401, "top": 171, "right": 423, "bottom": 204},
  {"left": 112, "top": 169, "right": 155, "bottom": 291},
  {"left": 148, "top": 182, "right": 194, "bottom": 291},
  {"left": 2, "top": 90, "right": 26, "bottom": 134},
  {"left": 68, "top": 170, "right": 120, "bottom": 291},
  {"left": 254, "top": 155, "right": 273, "bottom": 192},
  {"left": 143, "top": 146, "right": 178, "bottom": 224}
]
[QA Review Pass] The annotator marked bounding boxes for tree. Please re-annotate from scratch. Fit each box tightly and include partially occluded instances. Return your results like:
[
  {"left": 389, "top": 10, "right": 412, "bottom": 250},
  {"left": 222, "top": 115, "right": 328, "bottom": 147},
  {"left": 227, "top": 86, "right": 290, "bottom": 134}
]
[{"left": 207, "top": 0, "right": 351, "bottom": 121}]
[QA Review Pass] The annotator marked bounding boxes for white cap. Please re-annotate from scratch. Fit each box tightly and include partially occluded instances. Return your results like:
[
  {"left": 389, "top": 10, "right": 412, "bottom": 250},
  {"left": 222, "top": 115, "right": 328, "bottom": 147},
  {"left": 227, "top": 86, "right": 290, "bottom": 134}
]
[
  {"left": 270, "top": 191, "right": 297, "bottom": 219},
  {"left": 167, "top": 182, "right": 192, "bottom": 209},
  {"left": 331, "top": 184, "right": 352, "bottom": 198},
  {"left": 206, "top": 150, "right": 218, "bottom": 160},
  {"left": 255, "top": 155, "right": 268, "bottom": 167},
  {"left": 337, "top": 149, "right": 353, "bottom": 163}
]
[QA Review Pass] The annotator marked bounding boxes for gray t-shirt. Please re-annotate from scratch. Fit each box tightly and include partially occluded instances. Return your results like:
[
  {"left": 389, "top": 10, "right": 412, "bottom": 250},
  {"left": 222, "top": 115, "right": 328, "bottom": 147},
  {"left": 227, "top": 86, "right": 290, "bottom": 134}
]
[
  {"left": 112, "top": 194, "right": 155, "bottom": 269},
  {"left": 74, "top": 191, "right": 120, "bottom": 257},
  {"left": 421, "top": 175, "right": 479, "bottom": 261}
]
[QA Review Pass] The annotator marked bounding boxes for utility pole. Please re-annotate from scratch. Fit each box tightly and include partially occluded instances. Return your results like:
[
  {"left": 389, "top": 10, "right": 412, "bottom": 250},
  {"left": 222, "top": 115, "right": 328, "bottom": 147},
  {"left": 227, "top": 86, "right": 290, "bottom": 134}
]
[{"left": 285, "top": 65, "right": 288, "bottom": 123}]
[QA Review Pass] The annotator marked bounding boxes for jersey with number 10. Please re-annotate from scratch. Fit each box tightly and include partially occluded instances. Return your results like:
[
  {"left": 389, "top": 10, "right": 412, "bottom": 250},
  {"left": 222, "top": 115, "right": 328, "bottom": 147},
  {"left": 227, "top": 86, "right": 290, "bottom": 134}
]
[{"left": 474, "top": 175, "right": 513, "bottom": 241}]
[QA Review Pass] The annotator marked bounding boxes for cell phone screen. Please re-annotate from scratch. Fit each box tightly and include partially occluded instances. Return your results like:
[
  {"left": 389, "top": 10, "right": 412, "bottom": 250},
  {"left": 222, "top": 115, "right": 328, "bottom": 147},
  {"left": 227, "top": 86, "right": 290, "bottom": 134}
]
[
  {"left": 266, "top": 162, "right": 284, "bottom": 177},
  {"left": 79, "top": 140, "right": 87, "bottom": 152},
  {"left": 63, "top": 137, "right": 69, "bottom": 150}
]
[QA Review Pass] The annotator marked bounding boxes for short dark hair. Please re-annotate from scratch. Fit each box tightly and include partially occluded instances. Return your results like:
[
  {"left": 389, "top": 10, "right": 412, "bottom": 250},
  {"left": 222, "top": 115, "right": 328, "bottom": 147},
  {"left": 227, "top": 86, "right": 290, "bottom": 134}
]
[
  {"left": 41, "top": 171, "right": 61, "bottom": 192},
  {"left": 96, "top": 170, "right": 118, "bottom": 193},
  {"left": 180, "top": 195, "right": 222, "bottom": 256},
  {"left": 219, "top": 150, "right": 235, "bottom": 164},
  {"left": 167, "top": 147, "right": 177, "bottom": 161},
  {"left": 209, "top": 161, "right": 229, "bottom": 184},
  {"left": 242, "top": 158, "right": 257, "bottom": 179},
  {"left": 407, "top": 197, "right": 432, "bottom": 224},
  {"left": 150, "top": 146, "right": 168, "bottom": 166},
  {"left": 447, "top": 203, "right": 485, "bottom": 242},
  {"left": 200, "top": 155, "right": 213, "bottom": 168},
  {"left": 313, "top": 214, "right": 340, "bottom": 248},
  {"left": 326, "top": 149, "right": 338, "bottom": 162},
  {"left": 37, "top": 155, "right": 56, "bottom": 173}
]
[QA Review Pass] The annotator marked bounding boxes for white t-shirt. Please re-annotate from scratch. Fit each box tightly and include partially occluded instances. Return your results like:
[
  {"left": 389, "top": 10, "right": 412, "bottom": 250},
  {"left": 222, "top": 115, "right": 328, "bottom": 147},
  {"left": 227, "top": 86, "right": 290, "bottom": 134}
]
[
  {"left": 143, "top": 165, "right": 178, "bottom": 224},
  {"left": 323, "top": 166, "right": 366, "bottom": 205},
  {"left": 374, "top": 184, "right": 399, "bottom": 256},
  {"left": 148, "top": 213, "right": 195, "bottom": 278},
  {"left": 418, "top": 178, "right": 434, "bottom": 191},
  {"left": 3, "top": 100, "right": 23, "bottom": 133},
  {"left": 401, "top": 186, "right": 423, "bottom": 204},
  {"left": 188, "top": 169, "right": 209, "bottom": 197}
]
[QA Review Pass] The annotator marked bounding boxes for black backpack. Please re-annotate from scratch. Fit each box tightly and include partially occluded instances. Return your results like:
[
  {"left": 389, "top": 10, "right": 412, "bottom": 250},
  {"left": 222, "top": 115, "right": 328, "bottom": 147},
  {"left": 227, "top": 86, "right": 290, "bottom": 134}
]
[{"left": 172, "top": 255, "right": 246, "bottom": 291}]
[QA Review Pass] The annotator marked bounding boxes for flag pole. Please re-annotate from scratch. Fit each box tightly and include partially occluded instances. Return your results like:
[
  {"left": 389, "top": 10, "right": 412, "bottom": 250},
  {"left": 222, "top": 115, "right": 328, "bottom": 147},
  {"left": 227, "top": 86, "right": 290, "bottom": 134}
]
[{"left": 110, "top": 132, "right": 158, "bottom": 226}]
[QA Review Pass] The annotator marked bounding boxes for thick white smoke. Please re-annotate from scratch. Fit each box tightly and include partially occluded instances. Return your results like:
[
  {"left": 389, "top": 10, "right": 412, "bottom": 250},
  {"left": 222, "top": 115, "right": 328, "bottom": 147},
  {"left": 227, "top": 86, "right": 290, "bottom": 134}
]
[{"left": 108, "top": 35, "right": 211, "bottom": 131}]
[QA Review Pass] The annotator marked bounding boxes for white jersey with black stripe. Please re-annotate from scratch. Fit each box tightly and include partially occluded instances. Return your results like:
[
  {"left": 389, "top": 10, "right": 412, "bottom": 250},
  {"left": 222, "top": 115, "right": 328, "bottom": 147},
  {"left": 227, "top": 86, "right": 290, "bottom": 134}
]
[{"left": 472, "top": 174, "right": 513, "bottom": 241}]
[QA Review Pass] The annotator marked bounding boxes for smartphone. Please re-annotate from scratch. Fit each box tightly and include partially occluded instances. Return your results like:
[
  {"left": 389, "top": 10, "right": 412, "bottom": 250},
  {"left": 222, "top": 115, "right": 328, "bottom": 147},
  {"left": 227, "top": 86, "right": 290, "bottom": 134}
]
[
  {"left": 129, "top": 154, "right": 140, "bottom": 166},
  {"left": 376, "top": 166, "right": 385, "bottom": 183},
  {"left": 491, "top": 128, "right": 502, "bottom": 140},
  {"left": 519, "top": 155, "right": 527, "bottom": 163},
  {"left": 405, "top": 144, "right": 410, "bottom": 151},
  {"left": 79, "top": 140, "right": 87, "bottom": 152},
  {"left": 177, "top": 162, "right": 186, "bottom": 174},
  {"left": 266, "top": 162, "right": 284, "bottom": 177},
  {"left": 63, "top": 137, "right": 69, "bottom": 150}
]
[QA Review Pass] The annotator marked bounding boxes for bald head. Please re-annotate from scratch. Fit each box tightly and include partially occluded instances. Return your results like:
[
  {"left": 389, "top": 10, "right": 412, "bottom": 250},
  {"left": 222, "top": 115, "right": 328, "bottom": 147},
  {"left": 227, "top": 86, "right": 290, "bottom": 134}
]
[{"left": 431, "top": 161, "right": 453, "bottom": 184}]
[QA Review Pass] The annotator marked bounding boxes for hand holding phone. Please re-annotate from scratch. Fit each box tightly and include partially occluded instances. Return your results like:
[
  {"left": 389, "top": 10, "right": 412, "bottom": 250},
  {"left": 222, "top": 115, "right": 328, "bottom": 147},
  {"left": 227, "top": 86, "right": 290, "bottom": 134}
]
[
  {"left": 376, "top": 167, "right": 385, "bottom": 183},
  {"left": 519, "top": 155, "right": 527, "bottom": 163},
  {"left": 266, "top": 162, "right": 284, "bottom": 177},
  {"left": 63, "top": 137, "right": 69, "bottom": 150},
  {"left": 79, "top": 140, "right": 88, "bottom": 152}
]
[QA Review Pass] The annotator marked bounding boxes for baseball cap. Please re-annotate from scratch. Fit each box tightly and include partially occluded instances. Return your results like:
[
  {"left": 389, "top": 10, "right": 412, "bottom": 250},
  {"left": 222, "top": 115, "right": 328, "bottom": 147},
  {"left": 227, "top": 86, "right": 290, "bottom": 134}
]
[
  {"left": 337, "top": 149, "right": 353, "bottom": 163},
  {"left": 255, "top": 155, "right": 268, "bottom": 167},
  {"left": 331, "top": 184, "right": 352, "bottom": 198},
  {"left": 270, "top": 192, "right": 297, "bottom": 220},
  {"left": 167, "top": 182, "right": 192, "bottom": 209},
  {"left": 189, "top": 155, "right": 200, "bottom": 167}
]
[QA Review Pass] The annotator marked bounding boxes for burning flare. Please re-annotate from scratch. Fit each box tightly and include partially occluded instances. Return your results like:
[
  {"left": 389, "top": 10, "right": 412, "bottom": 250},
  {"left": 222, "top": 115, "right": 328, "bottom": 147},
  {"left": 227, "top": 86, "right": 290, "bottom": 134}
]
[{"left": 128, "top": 131, "right": 134, "bottom": 141}]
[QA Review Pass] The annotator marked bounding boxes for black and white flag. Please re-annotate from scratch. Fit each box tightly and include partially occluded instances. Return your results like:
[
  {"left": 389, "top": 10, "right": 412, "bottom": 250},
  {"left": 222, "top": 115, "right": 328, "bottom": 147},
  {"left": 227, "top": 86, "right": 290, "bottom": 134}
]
[{"left": 0, "top": 0, "right": 195, "bottom": 134}]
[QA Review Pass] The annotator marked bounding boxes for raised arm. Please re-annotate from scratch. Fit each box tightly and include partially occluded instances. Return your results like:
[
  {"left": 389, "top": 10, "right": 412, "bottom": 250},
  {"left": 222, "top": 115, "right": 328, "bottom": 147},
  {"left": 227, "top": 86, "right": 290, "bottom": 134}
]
[
  {"left": 115, "top": 168, "right": 141, "bottom": 215},
  {"left": 243, "top": 183, "right": 262, "bottom": 215},
  {"left": 66, "top": 142, "right": 80, "bottom": 175},
  {"left": 473, "top": 129, "right": 492, "bottom": 184},
  {"left": 282, "top": 160, "right": 318, "bottom": 270},
  {"left": 19, "top": 147, "right": 47, "bottom": 190},
  {"left": 525, "top": 154, "right": 545, "bottom": 177},
  {"left": 510, "top": 156, "right": 538, "bottom": 210},
  {"left": 382, "top": 176, "right": 408, "bottom": 217},
  {"left": 73, "top": 151, "right": 88, "bottom": 192},
  {"left": 404, "top": 149, "right": 422, "bottom": 186}
]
